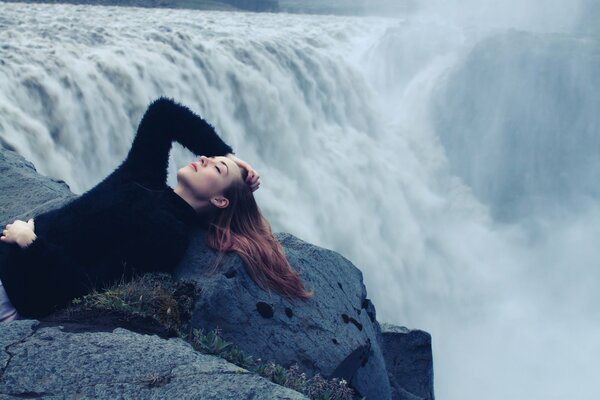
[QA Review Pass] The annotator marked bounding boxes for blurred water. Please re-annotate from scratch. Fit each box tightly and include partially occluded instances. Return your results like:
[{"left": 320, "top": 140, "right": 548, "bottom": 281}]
[{"left": 1, "top": 2, "right": 599, "bottom": 399}]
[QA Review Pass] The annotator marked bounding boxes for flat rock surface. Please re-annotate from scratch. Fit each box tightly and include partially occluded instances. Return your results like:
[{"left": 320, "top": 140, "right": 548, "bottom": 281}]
[{"left": 0, "top": 320, "right": 308, "bottom": 399}]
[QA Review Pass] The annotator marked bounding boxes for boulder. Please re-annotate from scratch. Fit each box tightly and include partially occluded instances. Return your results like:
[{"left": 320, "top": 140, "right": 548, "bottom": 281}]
[
  {"left": 0, "top": 319, "right": 308, "bottom": 399},
  {"left": 174, "top": 230, "right": 393, "bottom": 400},
  {"left": 0, "top": 147, "right": 74, "bottom": 226},
  {"left": 380, "top": 323, "right": 435, "bottom": 400}
]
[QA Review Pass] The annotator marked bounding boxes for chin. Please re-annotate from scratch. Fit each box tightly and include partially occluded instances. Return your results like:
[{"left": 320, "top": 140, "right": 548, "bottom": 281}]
[
  {"left": 176, "top": 168, "right": 189, "bottom": 183},
  {"left": 177, "top": 165, "right": 192, "bottom": 175}
]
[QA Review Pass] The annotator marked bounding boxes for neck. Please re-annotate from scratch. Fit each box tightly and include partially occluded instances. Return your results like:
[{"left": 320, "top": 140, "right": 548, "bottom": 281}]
[{"left": 174, "top": 184, "right": 213, "bottom": 216}]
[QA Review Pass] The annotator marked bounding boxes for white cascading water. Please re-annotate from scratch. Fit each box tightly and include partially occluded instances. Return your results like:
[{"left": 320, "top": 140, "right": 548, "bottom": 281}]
[{"left": 1, "top": 1, "right": 599, "bottom": 399}]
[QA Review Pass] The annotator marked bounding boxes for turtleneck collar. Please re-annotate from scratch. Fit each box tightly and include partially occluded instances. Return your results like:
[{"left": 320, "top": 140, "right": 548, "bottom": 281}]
[{"left": 162, "top": 186, "right": 199, "bottom": 225}]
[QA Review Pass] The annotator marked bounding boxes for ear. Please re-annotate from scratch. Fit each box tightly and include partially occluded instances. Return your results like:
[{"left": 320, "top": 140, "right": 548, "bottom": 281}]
[{"left": 210, "top": 196, "right": 229, "bottom": 209}]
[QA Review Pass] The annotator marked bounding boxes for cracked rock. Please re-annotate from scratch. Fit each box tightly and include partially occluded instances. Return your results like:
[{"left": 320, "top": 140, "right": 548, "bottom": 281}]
[{"left": 0, "top": 321, "right": 307, "bottom": 399}]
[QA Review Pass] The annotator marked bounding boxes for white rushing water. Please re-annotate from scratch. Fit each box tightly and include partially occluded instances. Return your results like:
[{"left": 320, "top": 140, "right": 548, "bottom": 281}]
[{"left": 1, "top": 1, "right": 599, "bottom": 399}]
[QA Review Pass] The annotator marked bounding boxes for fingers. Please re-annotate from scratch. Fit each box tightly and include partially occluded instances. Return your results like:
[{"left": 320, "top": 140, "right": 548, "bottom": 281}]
[
  {"left": 244, "top": 169, "right": 260, "bottom": 191},
  {"left": 2, "top": 220, "right": 35, "bottom": 247},
  {"left": 245, "top": 170, "right": 256, "bottom": 182},
  {"left": 2, "top": 222, "right": 15, "bottom": 242},
  {"left": 3, "top": 219, "right": 34, "bottom": 235},
  {"left": 1, "top": 229, "right": 13, "bottom": 243},
  {"left": 228, "top": 154, "right": 261, "bottom": 191}
]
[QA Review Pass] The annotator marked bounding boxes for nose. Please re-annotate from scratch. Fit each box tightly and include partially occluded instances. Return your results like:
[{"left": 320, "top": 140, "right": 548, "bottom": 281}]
[{"left": 198, "top": 155, "right": 208, "bottom": 166}]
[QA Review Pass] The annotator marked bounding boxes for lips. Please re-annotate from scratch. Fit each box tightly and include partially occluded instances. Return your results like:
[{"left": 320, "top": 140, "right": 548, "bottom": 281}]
[{"left": 190, "top": 163, "right": 198, "bottom": 171}]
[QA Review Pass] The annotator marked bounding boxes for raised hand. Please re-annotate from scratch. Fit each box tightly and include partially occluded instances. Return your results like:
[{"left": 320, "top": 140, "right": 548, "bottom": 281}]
[
  {"left": 1, "top": 218, "right": 37, "bottom": 248},
  {"left": 226, "top": 154, "right": 261, "bottom": 192}
]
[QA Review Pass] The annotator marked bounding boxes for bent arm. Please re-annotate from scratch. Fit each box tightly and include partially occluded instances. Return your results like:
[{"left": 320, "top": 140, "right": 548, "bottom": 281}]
[
  {"left": 2, "top": 235, "right": 84, "bottom": 317},
  {"left": 114, "top": 97, "right": 234, "bottom": 187}
]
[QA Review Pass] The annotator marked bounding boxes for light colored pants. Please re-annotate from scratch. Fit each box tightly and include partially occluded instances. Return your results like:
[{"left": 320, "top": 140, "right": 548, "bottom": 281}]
[{"left": 0, "top": 278, "right": 20, "bottom": 323}]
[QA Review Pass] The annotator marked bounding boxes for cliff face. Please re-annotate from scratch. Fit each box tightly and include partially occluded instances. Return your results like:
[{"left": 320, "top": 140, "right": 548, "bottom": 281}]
[{"left": 0, "top": 146, "right": 434, "bottom": 399}]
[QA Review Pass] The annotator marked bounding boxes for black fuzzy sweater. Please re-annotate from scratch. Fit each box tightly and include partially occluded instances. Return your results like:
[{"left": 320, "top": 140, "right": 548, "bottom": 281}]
[{"left": 0, "top": 97, "right": 234, "bottom": 318}]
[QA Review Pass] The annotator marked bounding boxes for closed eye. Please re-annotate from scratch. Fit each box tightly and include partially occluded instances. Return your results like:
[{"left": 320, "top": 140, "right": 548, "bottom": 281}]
[{"left": 209, "top": 157, "right": 221, "bottom": 174}]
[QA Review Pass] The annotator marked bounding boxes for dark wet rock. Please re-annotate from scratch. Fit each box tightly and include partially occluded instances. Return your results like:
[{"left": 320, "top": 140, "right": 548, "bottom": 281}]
[{"left": 380, "top": 322, "right": 435, "bottom": 400}]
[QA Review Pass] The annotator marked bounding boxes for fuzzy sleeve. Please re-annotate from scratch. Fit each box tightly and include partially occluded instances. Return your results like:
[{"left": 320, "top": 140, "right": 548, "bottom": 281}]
[
  {"left": 112, "top": 97, "right": 234, "bottom": 188},
  {"left": 1, "top": 236, "right": 87, "bottom": 318}
]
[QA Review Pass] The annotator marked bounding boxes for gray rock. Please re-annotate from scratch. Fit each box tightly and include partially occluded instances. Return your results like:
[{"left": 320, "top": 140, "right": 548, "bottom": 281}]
[
  {"left": 0, "top": 319, "right": 37, "bottom": 373},
  {"left": 380, "top": 322, "right": 435, "bottom": 400},
  {"left": 174, "top": 230, "right": 393, "bottom": 400},
  {"left": 0, "top": 147, "right": 74, "bottom": 226},
  {"left": 0, "top": 320, "right": 308, "bottom": 399}
]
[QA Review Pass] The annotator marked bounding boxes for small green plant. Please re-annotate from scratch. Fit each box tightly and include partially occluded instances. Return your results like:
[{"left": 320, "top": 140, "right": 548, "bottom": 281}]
[
  {"left": 69, "top": 273, "right": 197, "bottom": 334},
  {"left": 305, "top": 373, "right": 357, "bottom": 400},
  {"left": 255, "top": 361, "right": 289, "bottom": 386},
  {"left": 284, "top": 364, "right": 309, "bottom": 392},
  {"left": 192, "top": 328, "right": 233, "bottom": 354},
  {"left": 189, "top": 328, "right": 360, "bottom": 400},
  {"left": 223, "top": 345, "right": 256, "bottom": 370}
]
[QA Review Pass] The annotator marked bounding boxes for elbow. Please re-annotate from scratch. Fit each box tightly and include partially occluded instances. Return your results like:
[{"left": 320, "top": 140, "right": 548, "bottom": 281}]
[
  {"left": 140, "top": 97, "right": 181, "bottom": 125},
  {"left": 147, "top": 96, "right": 177, "bottom": 112}
]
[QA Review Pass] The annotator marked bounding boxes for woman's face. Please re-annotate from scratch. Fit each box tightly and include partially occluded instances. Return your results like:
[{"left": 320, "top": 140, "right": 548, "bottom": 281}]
[{"left": 177, "top": 155, "right": 242, "bottom": 206}]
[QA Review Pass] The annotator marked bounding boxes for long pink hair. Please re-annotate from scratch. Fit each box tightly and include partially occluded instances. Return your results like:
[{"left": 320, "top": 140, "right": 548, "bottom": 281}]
[{"left": 205, "top": 169, "right": 314, "bottom": 303}]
